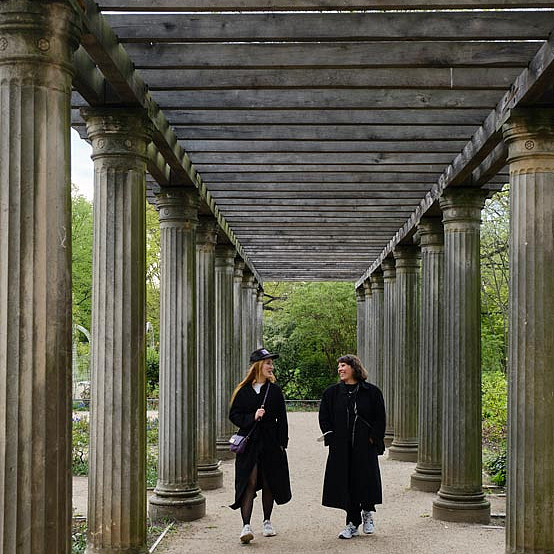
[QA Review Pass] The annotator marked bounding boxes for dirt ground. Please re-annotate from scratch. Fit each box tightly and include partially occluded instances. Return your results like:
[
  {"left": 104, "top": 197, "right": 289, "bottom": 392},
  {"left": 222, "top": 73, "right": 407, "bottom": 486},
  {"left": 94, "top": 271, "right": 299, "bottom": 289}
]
[{"left": 151, "top": 412, "right": 505, "bottom": 554}]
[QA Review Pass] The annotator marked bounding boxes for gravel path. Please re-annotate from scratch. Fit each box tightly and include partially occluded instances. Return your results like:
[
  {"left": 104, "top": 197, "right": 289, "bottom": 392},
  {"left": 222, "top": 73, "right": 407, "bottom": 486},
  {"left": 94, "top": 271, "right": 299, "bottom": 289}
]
[{"left": 155, "top": 412, "right": 505, "bottom": 554}]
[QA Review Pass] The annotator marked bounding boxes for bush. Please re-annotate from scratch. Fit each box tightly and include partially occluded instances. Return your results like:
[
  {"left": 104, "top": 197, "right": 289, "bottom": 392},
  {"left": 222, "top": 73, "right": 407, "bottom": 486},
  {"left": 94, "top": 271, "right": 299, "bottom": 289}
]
[
  {"left": 72, "top": 417, "right": 89, "bottom": 476},
  {"left": 482, "top": 370, "right": 507, "bottom": 449},
  {"left": 484, "top": 444, "right": 507, "bottom": 486},
  {"left": 146, "top": 347, "right": 160, "bottom": 398}
]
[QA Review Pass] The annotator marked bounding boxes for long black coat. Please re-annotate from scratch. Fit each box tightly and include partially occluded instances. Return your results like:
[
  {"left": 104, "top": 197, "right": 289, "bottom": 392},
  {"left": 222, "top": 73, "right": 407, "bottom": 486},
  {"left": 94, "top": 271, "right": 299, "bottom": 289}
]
[
  {"left": 319, "top": 380, "right": 386, "bottom": 510},
  {"left": 229, "top": 381, "right": 292, "bottom": 509}
]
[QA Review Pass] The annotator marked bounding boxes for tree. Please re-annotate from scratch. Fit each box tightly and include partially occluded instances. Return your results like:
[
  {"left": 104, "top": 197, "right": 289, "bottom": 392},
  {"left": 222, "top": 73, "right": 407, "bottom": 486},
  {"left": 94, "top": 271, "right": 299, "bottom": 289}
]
[{"left": 263, "top": 282, "right": 356, "bottom": 399}]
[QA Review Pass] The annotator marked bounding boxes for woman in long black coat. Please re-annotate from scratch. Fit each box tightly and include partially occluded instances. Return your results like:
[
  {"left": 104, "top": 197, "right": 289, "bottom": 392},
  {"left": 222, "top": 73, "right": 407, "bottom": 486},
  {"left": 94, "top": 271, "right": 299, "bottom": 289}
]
[
  {"left": 229, "top": 348, "right": 292, "bottom": 544},
  {"left": 319, "top": 354, "right": 386, "bottom": 539}
]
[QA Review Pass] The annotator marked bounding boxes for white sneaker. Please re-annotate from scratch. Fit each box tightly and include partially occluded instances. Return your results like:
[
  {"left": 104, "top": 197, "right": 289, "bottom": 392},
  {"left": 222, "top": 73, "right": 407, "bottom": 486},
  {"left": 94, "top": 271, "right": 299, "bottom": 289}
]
[
  {"left": 338, "top": 522, "right": 359, "bottom": 539},
  {"left": 240, "top": 524, "right": 254, "bottom": 544},
  {"left": 362, "top": 510, "right": 375, "bottom": 534},
  {"left": 262, "top": 519, "right": 276, "bottom": 537}
]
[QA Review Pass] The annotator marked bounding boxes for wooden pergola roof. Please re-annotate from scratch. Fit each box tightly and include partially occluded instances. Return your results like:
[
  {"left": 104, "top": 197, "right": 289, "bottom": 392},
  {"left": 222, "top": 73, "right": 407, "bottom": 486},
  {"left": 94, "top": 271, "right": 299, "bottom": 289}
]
[{"left": 71, "top": 2, "right": 554, "bottom": 282}]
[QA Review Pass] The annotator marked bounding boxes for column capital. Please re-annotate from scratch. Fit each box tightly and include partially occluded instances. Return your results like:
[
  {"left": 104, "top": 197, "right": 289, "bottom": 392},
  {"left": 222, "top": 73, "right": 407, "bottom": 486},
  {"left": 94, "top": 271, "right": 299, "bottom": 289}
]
[
  {"left": 502, "top": 108, "right": 554, "bottom": 171},
  {"left": 0, "top": 0, "right": 81, "bottom": 74},
  {"left": 393, "top": 244, "right": 420, "bottom": 271},
  {"left": 156, "top": 187, "right": 199, "bottom": 228},
  {"left": 363, "top": 279, "right": 372, "bottom": 298},
  {"left": 80, "top": 107, "right": 153, "bottom": 162},
  {"left": 197, "top": 216, "right": 218, "bottom": 250},
  {"left": 418, "top": 217, "right": 445, "bottom": 249},
  {"left": 356, "top": 286, "right": 366, "bottom": 302},
  {"left": 370, "top": 271, "right": 384, "bottom": 292},
  {"left": 234, "top": 258, "right": 245, "bottom": 280},
  {"left": 242, "top": 270, "right": 256, "bottom": 288},
  {"left": 215, "top": 245, "right": 236, "bottom": 269},
  {"left": 439, "top": 187, "right": 487, "bottom": 229},
  {"left": 257, "top": 287, "right": 265, "bottom": 301},
  {"left": 381, "top": 257, "right": 396, "bottom": 281}
]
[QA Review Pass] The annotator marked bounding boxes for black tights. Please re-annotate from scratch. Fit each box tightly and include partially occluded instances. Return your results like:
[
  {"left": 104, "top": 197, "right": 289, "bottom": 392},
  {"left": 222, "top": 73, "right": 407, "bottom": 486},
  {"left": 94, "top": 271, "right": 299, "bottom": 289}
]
[{"left": 240, "top": 464, "right": 274, "bottom": 525}]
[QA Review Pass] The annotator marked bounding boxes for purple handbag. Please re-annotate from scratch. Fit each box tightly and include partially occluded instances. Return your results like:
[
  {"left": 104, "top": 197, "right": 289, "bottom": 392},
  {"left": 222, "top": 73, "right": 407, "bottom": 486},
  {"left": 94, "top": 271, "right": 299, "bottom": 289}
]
[{"left": 229, "top": 383, "right": 270, "bottom": 454}]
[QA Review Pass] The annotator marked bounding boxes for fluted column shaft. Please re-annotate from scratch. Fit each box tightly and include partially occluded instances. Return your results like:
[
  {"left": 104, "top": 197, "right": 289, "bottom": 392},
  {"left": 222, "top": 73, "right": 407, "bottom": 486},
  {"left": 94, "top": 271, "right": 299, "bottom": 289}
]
[
  {"left": 256, "top": 287, "right": 264, "bottom": 349},
  {"left": 233, "top": 260, "right": 245, "bottom": 383},
  {"left": 503, "top": 109, "right": 554, "bottom": 553},
  {"left": 411, "top": 218, "right": 444, "bottom": 492},
  {"left": 148, "top": 189, "right": 205, "bottom": 522},
  {"left": 196, "top": 217, "right": 222, "bottom": 490},
  {"left": 389, "top": 245, "right": 420, "bottom": 462},
  {"left": 0, "top": 3, "right": 80, "bottom": 552},
  {"left": 356, "top": 286, "right": 366, "bottom": 363},
  {"left": 382, "top": 258, "right": 397, "bottom": 447},
  {"left": 364, "top": 280, "right": 373, "bottom": 377},
  {"left": 250, "top": 280, "right": 259, "bottom": 352},
  {"left": 433, "top": 188, "right": 489, "bottom": 524},
  {"left": 241, "top": 271, "right": 255, "bottom": 369},
  {"left": 82, "top": 109, "right": 152, "bottom": 554},
  {"left": 370, "top": 272, "right": 385, "bottom": 390},
  {"left": 215, "top": 245, "right": 237, "bottom": 461}
]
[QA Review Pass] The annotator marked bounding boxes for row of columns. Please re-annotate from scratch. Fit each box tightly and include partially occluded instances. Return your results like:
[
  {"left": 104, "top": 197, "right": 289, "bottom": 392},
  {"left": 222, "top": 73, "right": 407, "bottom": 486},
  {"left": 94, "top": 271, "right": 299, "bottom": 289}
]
[
  {"left": 1, "top": 2, "right": 554, "bottom": 552},
  {"left": 356, "top": 109, "right": 554, "bottom": 552}
]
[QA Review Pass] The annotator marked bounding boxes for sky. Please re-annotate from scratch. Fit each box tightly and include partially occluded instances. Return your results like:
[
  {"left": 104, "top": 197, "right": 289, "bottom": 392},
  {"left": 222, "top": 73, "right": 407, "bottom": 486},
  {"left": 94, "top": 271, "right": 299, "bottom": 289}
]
[{"left": 71, "top": 129, "right": 94, "bottom": 201}]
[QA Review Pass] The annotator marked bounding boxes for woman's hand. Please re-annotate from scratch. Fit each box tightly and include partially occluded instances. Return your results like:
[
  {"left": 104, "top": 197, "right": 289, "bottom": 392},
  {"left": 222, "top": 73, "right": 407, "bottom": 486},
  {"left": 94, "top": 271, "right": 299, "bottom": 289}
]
[{"left": 255, "top": 408, "right": 265, "bottom": 421}]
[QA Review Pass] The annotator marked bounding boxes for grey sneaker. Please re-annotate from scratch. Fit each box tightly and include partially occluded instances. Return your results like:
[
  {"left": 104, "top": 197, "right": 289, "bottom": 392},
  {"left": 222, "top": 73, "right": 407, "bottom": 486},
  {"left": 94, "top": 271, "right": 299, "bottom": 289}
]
[
  {"left": 362, "top": 510, "right": 375, "bottom": 534},
  {"left": 262, "top": 519, "right": 276, "bottom": 537},
  {"left": 240, "top": 524, "right": 254, "bottom": 543},
  {"left": 338, "top": 522, "right": 359, "bottom": 539}
]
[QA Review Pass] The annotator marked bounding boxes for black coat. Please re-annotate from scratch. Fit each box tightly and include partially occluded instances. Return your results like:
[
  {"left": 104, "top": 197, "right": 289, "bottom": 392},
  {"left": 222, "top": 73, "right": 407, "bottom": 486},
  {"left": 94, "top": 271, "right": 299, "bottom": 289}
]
[
  {"left": 319, "top": 380, "right": 386, "bottom": 510},
  {"left": 229, "top": 381, "right": 292, "bottom": 509}
]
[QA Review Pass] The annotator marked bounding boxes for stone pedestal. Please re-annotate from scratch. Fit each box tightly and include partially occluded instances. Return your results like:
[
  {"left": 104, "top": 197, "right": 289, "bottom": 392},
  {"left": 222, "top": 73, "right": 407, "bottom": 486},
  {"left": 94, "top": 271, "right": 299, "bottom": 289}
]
[
  {"left": 389, "top": 245, "right": 420, "bottom": 462},
  {"left": 363, "top": 280, "right": 373, "bottom": 374},
  {"left": 215, "top": 245, "right": 237, "bottom": 460},
  {"left": 82, "top": 109, "right": 153, "bottom": 553},
  {"left": 356, "top": 286, "right": 366, "bottom": 365},
  {"left": 411, "top": 219, "right": 444, "bottom": 492},
  {"left": 149, "top": 188, "right": 206, "bottom": 522},
  {"left": 370, "top": 271, "right": 384, "bottom": 390},
  {"left": 0, "top": 3, "right": 80, "bottom": 552},
  {"left": 433, "top": 188, "right": 490, "bottom": 524},
  {"left": 503, "top": 109, "right": 554, "bottom": 553},
  {"left": 382, "top": 258, "right": 396, "bottom": 448},
  {"left": 196, "top": 217, "right": 223, "bottom": 490}
]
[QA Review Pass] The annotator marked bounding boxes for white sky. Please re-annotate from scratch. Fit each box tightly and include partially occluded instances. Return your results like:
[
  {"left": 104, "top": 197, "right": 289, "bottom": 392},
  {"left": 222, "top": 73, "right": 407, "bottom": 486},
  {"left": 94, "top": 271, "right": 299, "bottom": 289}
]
[{"left": 71, "top": 129, "right": 94, "bottom": 201}]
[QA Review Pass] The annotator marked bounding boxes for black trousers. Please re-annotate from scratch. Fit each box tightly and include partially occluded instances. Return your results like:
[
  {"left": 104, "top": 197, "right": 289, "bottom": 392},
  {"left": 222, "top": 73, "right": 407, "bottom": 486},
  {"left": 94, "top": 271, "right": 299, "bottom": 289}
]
[{"left": 345, "top": 499, "right": 375, "bottom": 526}]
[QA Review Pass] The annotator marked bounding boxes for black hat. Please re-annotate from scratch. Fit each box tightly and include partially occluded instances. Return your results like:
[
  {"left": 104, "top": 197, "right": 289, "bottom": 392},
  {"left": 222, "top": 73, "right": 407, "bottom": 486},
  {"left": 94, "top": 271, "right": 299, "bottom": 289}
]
[{"left": 250, "top": 348, "right": 279, "bottom": 363}]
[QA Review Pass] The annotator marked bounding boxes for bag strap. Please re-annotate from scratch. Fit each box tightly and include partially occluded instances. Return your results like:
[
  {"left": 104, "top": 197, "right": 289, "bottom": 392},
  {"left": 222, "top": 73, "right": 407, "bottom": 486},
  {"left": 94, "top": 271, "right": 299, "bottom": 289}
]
[{"left": 244, "top": 383, "right": 271, "bottom": 439}]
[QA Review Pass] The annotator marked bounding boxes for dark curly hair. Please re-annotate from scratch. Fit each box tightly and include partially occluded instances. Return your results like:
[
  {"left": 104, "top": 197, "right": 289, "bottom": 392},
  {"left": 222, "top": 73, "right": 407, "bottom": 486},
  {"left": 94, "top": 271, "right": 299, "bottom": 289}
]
[{"left": 337, "top": 354, "right": 368, "bottom": 382}]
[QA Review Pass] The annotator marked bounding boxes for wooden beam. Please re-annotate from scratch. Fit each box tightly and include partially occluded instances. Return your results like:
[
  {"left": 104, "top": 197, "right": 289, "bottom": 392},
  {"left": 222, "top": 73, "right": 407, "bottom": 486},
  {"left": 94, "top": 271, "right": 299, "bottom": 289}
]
[
  {"left": 149, "top": 89, "right": 504, "bottom": 109},
  {"left": 123, "top": 41, "right": 540, "bottom": 70},
  {"left": 97, "top": 1, "right": 554, "bottom": 11},
  {"left": 200, "top": 171, "right": 446, "bottom": 182},
  {"left": 198, "top": 164, "right": 447, "bottom": 173},
  {"left": 140, "top": 68, "right": 522, "bottom": 91},
  {"left": 106, "top": 12, "right": 554, "bottom": 42}
]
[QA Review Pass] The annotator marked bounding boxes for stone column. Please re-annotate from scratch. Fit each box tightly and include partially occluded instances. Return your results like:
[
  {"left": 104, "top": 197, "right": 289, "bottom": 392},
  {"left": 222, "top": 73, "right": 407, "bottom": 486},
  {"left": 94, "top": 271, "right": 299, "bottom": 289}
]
[
  {"left": 503, "top": 109, "right": 554, "bottom": 552},
  {"left": 433, "top": 188, "right": 489, "bottom": 523},
  {"left": 382, "top": 258, "right": 396, "bottom": 448},
  {"left": 411, "top": 218, "right": 444, "bottom": 492},
  {"left": 389, "top": 245, "right": 420, "bottom": 462},
  {"left": 256, "top": 286, "right": 265, "bottom": 349},
  {"left": 233, "top": 259, "right": 245, "bottom": 384},
  {"left": 241, "top": 270, "right": 255, "bottom": 369},
  {"left": 196, "top": 217, "right": 223, "bottom": 490},
  {"left": 356, "top": 286, "right": 366, "bottom": 363},
  {"left": 0, "top": 2, "right": 80, "bottom": 552},
  {"left": 370, "top": 271, "right": 385, "bottom": 389},
  {"left": 250, "top": 280, "right": 260, "bottom": 351},
  {"left": 82, "top": 108, "right": 152, "bottom": 553},
  {"left": 215, "top": 245, "right": 237, "bottom": 461},
  {"left": 148, "top": 188, "right": 206, "bottom": 522},
  {"left": 363, "top": 280, "right": 373, "bottom": 376}
]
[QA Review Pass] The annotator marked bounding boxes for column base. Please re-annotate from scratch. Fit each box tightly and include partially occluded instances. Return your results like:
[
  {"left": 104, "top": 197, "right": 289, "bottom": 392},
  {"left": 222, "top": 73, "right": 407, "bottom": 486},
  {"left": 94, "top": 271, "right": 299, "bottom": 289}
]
[
  {"left": 198, "top": 462, "right": 224, "bottom": 490},
  {"left": 411, "top": 465, "right": 442, "bottom": 492},
  {"left": 384, "top": 431, "right": 394, "bottom": 448},
  {"left": 148, "top": 487, "right": 206, "bottom": 522},
  {"left": 217, "top": 441, "right": 235, "bottom": 461},
  {"left": 388, "top": 443, "right": 418, "bottom": 462},
  {"left": 433, "top": 489, "right": 490, "bottom": 524}
]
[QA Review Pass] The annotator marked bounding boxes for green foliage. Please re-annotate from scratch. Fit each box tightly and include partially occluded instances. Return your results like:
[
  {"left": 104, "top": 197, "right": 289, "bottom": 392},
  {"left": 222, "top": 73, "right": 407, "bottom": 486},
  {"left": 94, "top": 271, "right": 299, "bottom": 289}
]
[
  {"left": 146, "top": 347, "right": 160, "bottom": 398},
  {"left": 72, "top": 417, "right": 89, "bottom": 476},
  {"left": 146, "top": 201, "right": 161, "bottom": 347},
  {"left": 72, "top": 189, "right": 93, "bottom": 331},
  {"left": 484, "top": 445, "right": 507, "bottom": 487},
  {"left": 146, "top": 417, "right": 159, "bottom": 488},
  {"left": 264, "top": 282, "right": 356, "bottom": 399},
  {"left": 72, "top": 520, "right": 87, "bottom": 554}
]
